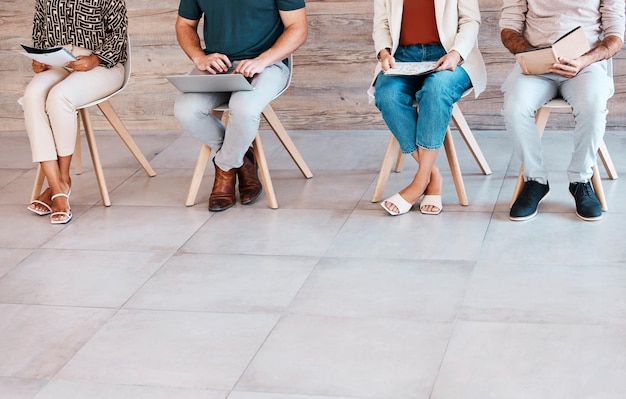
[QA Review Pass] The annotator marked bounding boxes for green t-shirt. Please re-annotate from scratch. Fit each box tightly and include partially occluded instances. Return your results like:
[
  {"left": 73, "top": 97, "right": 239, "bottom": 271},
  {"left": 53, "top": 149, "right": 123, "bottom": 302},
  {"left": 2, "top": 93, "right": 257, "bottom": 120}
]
[{"left": 178, "top": 0, "right": 305, "bottom": 60}]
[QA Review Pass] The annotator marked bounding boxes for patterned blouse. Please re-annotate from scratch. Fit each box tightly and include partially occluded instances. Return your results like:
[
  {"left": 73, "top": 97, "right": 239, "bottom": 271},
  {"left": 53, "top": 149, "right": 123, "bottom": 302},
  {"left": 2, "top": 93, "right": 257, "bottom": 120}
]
[{"left": 32, "top": 0, "right": 128, "bottom": 68}]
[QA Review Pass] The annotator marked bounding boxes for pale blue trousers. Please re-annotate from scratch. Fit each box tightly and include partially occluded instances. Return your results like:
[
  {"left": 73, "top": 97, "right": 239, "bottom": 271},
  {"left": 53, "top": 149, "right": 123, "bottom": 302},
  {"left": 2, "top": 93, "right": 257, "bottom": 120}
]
[
  {"left": 174, "top": 61, "right": 289, "bottom": 171},
  {"left": 501, "top": 60, "right": 613, "bottom": 184}
]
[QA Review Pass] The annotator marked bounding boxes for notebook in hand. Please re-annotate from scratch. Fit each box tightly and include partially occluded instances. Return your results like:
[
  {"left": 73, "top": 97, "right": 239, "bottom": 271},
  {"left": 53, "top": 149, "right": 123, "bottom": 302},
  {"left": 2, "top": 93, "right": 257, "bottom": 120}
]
[
  {"left": 515, "top": 26, "right": 590, "bottom": 75},
  {"left": 20, "top": 44, "right": 77, "bottom": 67},
  {"left": 166, "top": 63, "right": 260, "bottom": 93}
]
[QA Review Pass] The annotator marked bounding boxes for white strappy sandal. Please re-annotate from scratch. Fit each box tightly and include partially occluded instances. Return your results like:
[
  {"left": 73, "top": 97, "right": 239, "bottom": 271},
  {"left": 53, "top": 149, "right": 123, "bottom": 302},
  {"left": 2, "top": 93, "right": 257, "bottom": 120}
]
[{"left": 50, "top": 193, "right": 72, "bottom": 224}]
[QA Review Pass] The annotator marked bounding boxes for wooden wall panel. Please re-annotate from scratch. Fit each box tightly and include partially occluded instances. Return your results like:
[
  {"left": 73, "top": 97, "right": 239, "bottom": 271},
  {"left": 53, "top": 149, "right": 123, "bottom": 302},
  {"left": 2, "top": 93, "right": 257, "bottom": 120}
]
[{"left": 1, "top": 0, "right": 624, "bottom": 132}]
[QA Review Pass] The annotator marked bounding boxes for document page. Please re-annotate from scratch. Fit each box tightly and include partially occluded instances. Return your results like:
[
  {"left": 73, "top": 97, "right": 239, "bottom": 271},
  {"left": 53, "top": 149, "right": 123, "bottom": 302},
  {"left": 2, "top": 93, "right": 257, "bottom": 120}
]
[
  {"left": 20, "top": 44, "right": 77, "bottom": 67},
  {"left": 384, "top": 62, "right": 437, "bottom": 76}
]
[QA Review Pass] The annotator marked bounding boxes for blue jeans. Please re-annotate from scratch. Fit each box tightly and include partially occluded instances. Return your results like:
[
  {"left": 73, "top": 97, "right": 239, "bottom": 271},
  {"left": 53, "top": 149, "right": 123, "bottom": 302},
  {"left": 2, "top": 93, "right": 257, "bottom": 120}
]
[
  {"left": 174, "top": 61, "right": 289, "bottom": 171},
  {"left": 374, "top": 44, "right": 471, "bottom": 152},
  {"left": 501, "top": 61, "right": 613, "bottom": 184}
]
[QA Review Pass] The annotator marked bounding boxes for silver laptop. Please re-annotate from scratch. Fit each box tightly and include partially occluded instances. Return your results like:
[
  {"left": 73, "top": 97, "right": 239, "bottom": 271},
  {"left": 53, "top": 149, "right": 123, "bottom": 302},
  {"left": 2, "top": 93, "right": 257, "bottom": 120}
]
[{"left": 166, "top": 63, "right": 260, "bottom": 93}]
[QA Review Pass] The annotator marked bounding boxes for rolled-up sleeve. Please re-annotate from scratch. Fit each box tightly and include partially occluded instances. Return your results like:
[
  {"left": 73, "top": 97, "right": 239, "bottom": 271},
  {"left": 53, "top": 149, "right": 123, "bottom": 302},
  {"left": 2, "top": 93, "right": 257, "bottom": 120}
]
[
  {"left": 499, "top": 0, "right": 527, "bottom": 33},
  {"left": 600, "top": 0, "right": 625, "bottom": 41}
]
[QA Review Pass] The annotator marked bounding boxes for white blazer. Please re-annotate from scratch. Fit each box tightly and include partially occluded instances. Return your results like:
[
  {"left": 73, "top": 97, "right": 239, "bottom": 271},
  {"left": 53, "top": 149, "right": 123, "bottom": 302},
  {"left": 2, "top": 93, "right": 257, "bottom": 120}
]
[{"left": 370, "top": 0, "right": 487, "bottom": 98}]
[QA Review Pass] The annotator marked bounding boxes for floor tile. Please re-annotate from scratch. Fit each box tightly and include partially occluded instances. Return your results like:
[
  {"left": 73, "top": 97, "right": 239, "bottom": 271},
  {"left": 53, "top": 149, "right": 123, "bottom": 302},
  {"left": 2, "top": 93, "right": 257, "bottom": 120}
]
[
  {"left": 479, "top": 212, "right": 626, "bottom": 264},
  {"left": 0, "top": 249, "right": 169, "bottom": 307},
  {"left": 242, "top": 170, "right": 376, "bottom": 211},
  {"left": 56, "top": 310, "right": 279, "bottom": 390},
  {"left": 0, "top": 205, "right": 73, "bottom": 249},
  {"left": 229, "top": 393, "right": 360, "bottom": 399},
  {"left": 237, "top": 315, "right": 453, "bottom": 398},
  {"left": 181, "top": 208, "right": 351, "bottom": 257},
  {"left": 110, "top": 168, "right": 198, "bottom": 207},
  {"left": 33, "top": 380, "right": 226, "bottom": 399},
  {"left": 42, "top": 205, "right": 210, "bottom": 252},
  {"left": 0, "top": 377, "right": 48, "bottom": 399},
  {"left": 325, "top": 209, "right": 491, "bottom": 261},
  {"left": 432, "top": 321, "right": 626, "bottom": 399},
  {"left": 461, "top": 261, "right": 626, "bottom": 324},
  {"left": 289, "top": 257, "right": 473, "bottom": 322},
  {"left": 0, "top": 248, "right": 32, "bottom": 278},
  {"left": 126, "top": 253, "right": 316, "bottom": 313},
  {"left": 0, "top": 304, "right": 114, "bottom": 379}
]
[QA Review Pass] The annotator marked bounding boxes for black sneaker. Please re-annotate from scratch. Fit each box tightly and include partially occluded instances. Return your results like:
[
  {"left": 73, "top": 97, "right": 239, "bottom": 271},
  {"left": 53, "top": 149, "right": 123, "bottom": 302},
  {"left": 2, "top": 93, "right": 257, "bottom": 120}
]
[
  {"left": 569, "top": 182, "right": 602, "bottom": 221},
  {"left": 510, "top": 180, "right": 550, "bottom": 221}
]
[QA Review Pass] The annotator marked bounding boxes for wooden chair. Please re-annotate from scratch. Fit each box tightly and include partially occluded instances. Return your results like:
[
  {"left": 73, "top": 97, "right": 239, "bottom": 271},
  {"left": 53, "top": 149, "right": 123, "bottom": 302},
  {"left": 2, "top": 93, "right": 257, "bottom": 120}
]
[
  {"left": 30, "top": 36, "right": 156, "bottom": 206},
  {"left": 371, "top": 100, "right": 492, "bottom": 206},
  {"left": 510, "top": 60, "right": 618, "bottom": 211},
  {"left": 185, "top": 55, "right": 313, "bottom": 209}
]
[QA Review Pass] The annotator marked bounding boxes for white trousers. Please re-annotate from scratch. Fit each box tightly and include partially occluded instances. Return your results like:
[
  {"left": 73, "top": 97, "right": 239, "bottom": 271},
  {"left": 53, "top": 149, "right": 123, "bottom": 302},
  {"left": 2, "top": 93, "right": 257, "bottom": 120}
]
[{"left": 22, "top": 47, "right": 124, "bottom": 162}]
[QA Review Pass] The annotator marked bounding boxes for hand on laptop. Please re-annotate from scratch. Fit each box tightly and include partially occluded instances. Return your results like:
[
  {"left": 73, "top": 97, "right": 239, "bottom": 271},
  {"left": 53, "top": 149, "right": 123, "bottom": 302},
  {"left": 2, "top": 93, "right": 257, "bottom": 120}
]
[
  {"left": 194, "top": 52, "right": 232, "bottom": 74},
  {"left": 233, "top": 58, "right": 267, "bottom": 78}
]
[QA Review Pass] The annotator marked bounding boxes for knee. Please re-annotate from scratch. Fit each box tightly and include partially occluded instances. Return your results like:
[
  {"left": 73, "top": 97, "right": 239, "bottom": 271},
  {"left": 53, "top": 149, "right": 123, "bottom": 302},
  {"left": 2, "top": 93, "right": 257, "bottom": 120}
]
[
  {"left": 174, "top": 94, "right": 207, "bottom": 123},
  {"left": 22, "top": 84, "right": 47, "bottom": 111},
  {"left": 374, "top": 86, "right": 412, "bottom": 112},
  {"left": 45, "top": 87, "right": 72, "bottom": 113},
  {"left": 502, "top": 94, "right": 537, "bottom": 123}
]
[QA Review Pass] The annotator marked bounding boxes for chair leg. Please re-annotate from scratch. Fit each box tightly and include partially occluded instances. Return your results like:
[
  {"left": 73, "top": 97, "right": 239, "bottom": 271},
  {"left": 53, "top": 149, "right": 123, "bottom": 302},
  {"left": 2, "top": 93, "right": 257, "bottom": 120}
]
[
  {"left": 80, "top": 108, "right": 111, "bottom": 206},
  {"left": 598, "top": 139, "right": 618, "bottom": 180},
  {"left": 451, "top": 103, "right": 492, "bottom": 175},
  {"left": 443, "top": 128, "right": 469, "bottom": 206},
  {"left": 262, "top": 104, "right": 313, "bottom": 179},
  {"left": 74, "top": 114, "right": 83, "bottom": 175},
  {"left": 394, "top": 150, "right": 405, "bottom": 172},
  {"left": 30, "top": 164, "right": 46, "bottom": 203},
  {"left": 510, "top": 166, "right": 525, "bottom": 208},
  {"left": 371, "top": 135, "right": 401, "bottom": 203},
  {"left": 253, "top": 133, "right": 278, "bottom": 209},
  {"left": 185, "top": 144, "right": 212, "bottom": 207},
  {"left": 591, "top": 163, "right": 608, "bottom": 212},
  {"left": 97, "top": 101, "right": 156, "bottom": 177}
]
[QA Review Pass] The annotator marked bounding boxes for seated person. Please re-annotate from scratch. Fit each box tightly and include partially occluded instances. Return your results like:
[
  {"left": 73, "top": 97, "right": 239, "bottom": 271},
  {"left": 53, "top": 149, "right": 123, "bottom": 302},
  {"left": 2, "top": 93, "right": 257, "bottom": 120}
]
[
  {"left": 500, "top": 0, "right": 625, "bottom": 221},
  {"left": 23, "top": 0, "right": 128, "bottom": 224},
  {"left": 174, "top": 0, "right": 307, "bottom": 211},
  {"left": 371, "top": 0, "right": 487, "bottom": 216}
]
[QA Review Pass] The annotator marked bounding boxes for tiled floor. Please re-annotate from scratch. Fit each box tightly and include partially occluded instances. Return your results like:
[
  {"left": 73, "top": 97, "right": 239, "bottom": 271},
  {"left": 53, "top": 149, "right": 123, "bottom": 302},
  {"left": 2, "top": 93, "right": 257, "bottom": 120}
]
[{"left": 1, "top": 127, "right": 626, "bottom": 399}]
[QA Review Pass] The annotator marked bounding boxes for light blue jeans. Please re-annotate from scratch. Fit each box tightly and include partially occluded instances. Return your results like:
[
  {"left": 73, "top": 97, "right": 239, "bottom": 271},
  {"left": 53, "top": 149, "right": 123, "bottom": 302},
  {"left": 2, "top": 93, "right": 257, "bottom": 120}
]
[
  {"left": 501, "top": 61, "right": 613, "bottom": 184},
  {"left": 174, "top": 61, "right": 289, "bottom": 171},
  {"left": 374, "top": 44, "right": 472, "bottom": 152}
]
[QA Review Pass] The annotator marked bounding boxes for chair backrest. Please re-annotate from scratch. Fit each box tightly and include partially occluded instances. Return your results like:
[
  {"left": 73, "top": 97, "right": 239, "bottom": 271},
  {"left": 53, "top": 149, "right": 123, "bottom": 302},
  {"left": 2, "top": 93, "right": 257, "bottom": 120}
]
[
  {"left": 78, "top": 34, "right": 131, "bottom": 110},
  {"left": 273, "top": 54, "right": 293, "bottom": 100}
]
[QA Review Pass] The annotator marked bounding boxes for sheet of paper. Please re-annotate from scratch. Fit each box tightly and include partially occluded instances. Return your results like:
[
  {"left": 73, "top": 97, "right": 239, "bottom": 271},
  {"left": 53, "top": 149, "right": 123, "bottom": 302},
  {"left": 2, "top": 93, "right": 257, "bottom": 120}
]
[
  {"left": 20, "top": 44, "right": 77, "bottom": 67},
  {"left": 384, "top": 62, "right": 437, "bottom": 76}
]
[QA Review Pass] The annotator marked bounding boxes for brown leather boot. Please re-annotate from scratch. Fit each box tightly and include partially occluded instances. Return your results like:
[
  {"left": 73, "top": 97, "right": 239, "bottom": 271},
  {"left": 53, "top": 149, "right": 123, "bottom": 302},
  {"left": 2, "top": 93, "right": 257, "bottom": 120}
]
[
  {"left": 208, "top": 161, "right": 237, "bottom": 211},
  {"left": 236, "top": 148, "right": 262, "bottom": 205}
]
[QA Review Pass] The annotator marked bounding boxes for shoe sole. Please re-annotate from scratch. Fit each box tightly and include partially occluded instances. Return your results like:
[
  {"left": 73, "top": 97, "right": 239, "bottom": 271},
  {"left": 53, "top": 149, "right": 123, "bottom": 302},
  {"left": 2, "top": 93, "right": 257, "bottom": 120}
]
[{"left": 509, "top": 210, "right": 539, "bottom": 221}]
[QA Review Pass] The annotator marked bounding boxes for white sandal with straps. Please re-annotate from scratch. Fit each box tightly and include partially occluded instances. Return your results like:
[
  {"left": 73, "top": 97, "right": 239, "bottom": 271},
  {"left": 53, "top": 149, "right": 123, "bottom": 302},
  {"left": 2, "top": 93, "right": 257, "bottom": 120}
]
[{"left": 50, "top": 193, "right": 72, "bottom": 225}]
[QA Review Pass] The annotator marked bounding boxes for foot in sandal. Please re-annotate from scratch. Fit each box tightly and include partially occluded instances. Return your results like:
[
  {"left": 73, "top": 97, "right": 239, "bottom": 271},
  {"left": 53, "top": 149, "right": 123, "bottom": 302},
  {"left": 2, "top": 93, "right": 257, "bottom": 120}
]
[
  {"left": 420, "top": 166, "right": 443, "bottom": 215},
  {"left": 50, "top": 192, "right": 72, "bottom": 224},
  {"left": 27, "top": 187, "right": 53, "bottom": 216}
]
